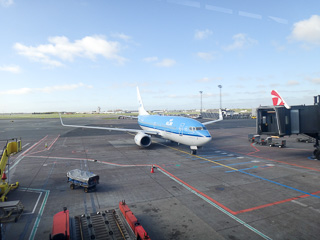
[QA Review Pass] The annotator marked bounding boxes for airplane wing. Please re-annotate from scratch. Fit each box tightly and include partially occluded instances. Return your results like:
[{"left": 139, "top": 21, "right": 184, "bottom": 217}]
[
  {"left": 202, "top": 109, "right": 223, "bottom": 126},
  {"left": 118, "top": 115, "right": 138, "bottom": 119},
  {"left": 59, "top": 114, "right": 159, "bottom": 135}
]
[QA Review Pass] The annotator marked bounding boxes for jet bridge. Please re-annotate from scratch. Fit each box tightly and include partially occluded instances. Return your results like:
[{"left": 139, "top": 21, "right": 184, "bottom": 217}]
[{"left": 256, "top": 95, "right": 320, "bottom": 159}]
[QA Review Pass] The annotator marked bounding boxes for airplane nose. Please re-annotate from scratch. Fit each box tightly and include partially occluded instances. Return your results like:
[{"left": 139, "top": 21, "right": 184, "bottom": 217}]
[
  {"left": 199, "top": 133, "right": 212, "bottom": 146},
  {"left": 205, "top": 136, "right": 212, "bottom": 144}
]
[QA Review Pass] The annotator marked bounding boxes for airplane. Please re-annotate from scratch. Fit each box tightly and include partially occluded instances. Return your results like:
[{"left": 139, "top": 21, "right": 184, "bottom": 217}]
[
  {"left": 271, "top": 90, "right": 290, "bottom": 109},
  {"left": 60, "top": 87, "right": 223, "bottom": 155}
]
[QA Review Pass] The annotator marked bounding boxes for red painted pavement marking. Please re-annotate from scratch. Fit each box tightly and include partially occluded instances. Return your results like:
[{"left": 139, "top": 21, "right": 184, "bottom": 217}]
[
  {"left": 234, "top": 190, "right": 320, "bottom": 214},
  {"left": 26, "top": 138, "right": 320, "bottom": 216}
]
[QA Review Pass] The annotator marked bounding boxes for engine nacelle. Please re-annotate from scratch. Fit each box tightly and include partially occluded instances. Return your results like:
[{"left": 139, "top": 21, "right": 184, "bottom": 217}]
[{"left": 134, "top": 133, "right": 152, "bottom": 147}]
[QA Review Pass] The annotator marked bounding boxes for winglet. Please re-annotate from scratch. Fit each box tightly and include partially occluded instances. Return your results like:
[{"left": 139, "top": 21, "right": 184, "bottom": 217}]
[
  {"left": 218, "top": 108, "right": 223, "bottom": 121},
  {"left": 137, "top": 87, "right": 149, "bottom": 116},
  {"left": 59, "top": 113, "right": 66, "bottom": 126},
  {"left": 202, "top": 109, "right": 223, "bottom": 126},
  {"left": 271, "top": 90, "right": 290, "bottom": 109}
]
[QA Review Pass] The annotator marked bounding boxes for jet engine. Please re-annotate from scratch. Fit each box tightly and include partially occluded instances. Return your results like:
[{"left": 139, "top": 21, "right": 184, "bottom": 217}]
[{"left": 134, "top": 132, "right": 152, "bottom": 147}]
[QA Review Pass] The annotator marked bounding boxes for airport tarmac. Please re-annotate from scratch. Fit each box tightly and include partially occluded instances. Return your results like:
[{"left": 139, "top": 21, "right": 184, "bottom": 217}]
[{"left": 1, "top": 117, "right": 320, "bottom": 239}]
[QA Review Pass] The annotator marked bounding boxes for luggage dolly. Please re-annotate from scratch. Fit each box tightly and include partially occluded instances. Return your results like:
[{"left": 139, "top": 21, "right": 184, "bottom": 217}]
[{"left": 67, "top": 169, "right": 99, "bottom": 193}]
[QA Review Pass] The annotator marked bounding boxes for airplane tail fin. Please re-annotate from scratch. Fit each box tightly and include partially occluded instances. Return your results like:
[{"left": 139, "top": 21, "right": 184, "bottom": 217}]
[
  {"left": 137, "top": 87, "right": 149, "bottom": 116},
  {"left": 271, "top": 90, "right": 290, "bottom": 109}
]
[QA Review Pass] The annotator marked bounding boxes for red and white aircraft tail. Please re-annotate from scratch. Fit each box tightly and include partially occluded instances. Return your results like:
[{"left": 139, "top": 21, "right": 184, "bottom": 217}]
[{"left": 271, "top": 90, "right": 290, "bottom": 109}]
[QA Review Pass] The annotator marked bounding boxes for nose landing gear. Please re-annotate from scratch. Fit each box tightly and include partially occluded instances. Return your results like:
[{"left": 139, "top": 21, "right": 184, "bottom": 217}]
[{"left": 190, "top": 146, "right": 198, "bottom": 155}]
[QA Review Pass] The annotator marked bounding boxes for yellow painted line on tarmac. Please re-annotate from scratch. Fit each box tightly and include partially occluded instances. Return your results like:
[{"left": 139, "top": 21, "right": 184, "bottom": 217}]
[{"left": 156, "top": 142, "right": 238, "bottom": 171}]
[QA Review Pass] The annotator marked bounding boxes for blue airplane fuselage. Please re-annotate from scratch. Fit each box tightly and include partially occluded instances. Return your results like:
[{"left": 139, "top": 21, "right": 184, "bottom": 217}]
[{"left": 138, "top": 115, "right": 212, "bottom": 146}]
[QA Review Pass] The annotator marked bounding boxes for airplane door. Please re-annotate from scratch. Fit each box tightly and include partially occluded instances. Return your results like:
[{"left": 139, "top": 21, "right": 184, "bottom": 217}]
[{"left": 179, "top": 123, "right": 185, "bottom": 136}]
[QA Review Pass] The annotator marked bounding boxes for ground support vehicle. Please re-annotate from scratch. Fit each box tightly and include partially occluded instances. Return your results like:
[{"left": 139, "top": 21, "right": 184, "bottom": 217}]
[
  {"left": 0, "top": 139, "right": 22, "bottom": 202},
  {"left": 248, "top": 134, "right": 261, "bottom": 143},
  {"left": 0, "top": 200, "right": 24, "bottom": 223},
  {"left": 50, "top": 201, "right": 150, "bottom": 240},
  {"left": 269, "top": 139, "right": 286, "bottom": 148},
  {"left": 296, "top": 137, "right": 315, "bottom": 143},
  {"left": 67, "top": 169, "right": 99, "bottom": 193}
]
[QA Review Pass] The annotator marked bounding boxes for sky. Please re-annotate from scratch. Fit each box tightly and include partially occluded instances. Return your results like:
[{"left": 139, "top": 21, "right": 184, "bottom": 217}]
[{"left": 0, "top": 0, "right": 320, "bottom": 113}]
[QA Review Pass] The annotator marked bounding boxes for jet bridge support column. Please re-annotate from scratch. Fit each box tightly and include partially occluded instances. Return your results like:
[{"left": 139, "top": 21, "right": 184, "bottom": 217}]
[{"left": 314, "top": 137, "right": 320, "bottom": 160}]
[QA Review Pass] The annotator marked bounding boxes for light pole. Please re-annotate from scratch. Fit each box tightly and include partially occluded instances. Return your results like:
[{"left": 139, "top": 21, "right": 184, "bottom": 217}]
[
  {"left": 218, "top": 85, "right": 222, "bottom": 109},
  {"left": 199, "top": 91, "right": 203, "bottom": 117}
]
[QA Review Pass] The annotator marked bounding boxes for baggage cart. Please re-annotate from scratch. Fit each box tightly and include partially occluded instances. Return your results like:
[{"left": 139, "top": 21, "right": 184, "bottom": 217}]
[{"left": 67, "top": 169, "right": 99, "bottom": 193}]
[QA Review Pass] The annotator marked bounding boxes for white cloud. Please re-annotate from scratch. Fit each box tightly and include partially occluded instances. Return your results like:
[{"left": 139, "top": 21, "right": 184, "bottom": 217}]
[
  {"left": 194, "top": 29, "right": 213, "bottom": 40},
  {"left": 155, "top": 58, "right": 176, "bottom": 67},
  {"left": 197, "top": 52, "right": 214, "bottom": 60},
  {"left": 287, "top": 80, "right": 299, "bottom": 86},
  {"left": 197, "top": 77, "right": 211, "bottom": 83},
  {"left": 143, "top": 56, "right": 176, "bottom": 67},
  {"left": 271, "top": 41, "right": 286, "bottom": 51},
  {"left": 196, "top": 77, "right": 222, "bottom": 83},
  {"left": 223, "top": 33, "right": 258, "bottom": 51},
  {"left": 143, "top": 56, "right": 158, "bottom": 62},
  {"left": 14, "top": 35, "right": 127, "bottom": 67},
  {"left": 0, "top": 0, "right": 13, "bottom": 7},
  {"left": 289, "top": 15, "right": 320, "bottom": 46},
  {"left": 310, "top": 78, "right": 320, "bottom": 84},
  {"left": 111, "top": 33, "right": 132, "bottom": 41},
  {"left": 0, "top": 65, "right": 20, "bottom": 73},
  {"left": 0, "top": 83, "right": 92, "bottom": 95}
]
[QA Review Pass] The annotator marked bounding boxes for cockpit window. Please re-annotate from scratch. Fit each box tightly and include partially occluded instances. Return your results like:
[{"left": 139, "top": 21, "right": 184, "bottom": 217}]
[{"left": 189, "top": 127, "right": 204, "bottom": 131}]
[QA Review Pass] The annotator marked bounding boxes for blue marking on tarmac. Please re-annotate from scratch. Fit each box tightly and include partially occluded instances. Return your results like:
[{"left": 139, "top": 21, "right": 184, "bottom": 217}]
[
  {"left": 239, "top": 170, "right": 320, "bottom": 199},
  {"left": 211, "top": 161, "right": 253, "bottom": 168},
  {"left": 199, "top": 154, "right": 228, "bottom": 158},
  {"left": 213, "top": 157, "right": 239, "bottom": 162},
  {"left": 226, "top": 166, "right": 258, "bottom": 173},
  {"left": 200, "top": 157, "right": 239, "bottom": 164}
]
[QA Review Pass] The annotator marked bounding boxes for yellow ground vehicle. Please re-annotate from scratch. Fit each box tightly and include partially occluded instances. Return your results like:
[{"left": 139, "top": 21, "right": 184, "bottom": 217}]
[{"left": 0, "top": 139, "right": 22, "bottom": 202}]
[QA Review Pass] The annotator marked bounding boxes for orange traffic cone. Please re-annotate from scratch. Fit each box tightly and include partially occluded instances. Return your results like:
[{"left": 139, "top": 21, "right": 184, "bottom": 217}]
[
  {"left": 2, "top": 172, "right": 7, "bottom": 180},
  {"left": 150, "top": 165, "right": 154, "bottom": 173}
]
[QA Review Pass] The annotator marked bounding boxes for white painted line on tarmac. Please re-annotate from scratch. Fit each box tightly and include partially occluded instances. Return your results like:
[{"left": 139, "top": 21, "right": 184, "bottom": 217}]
[
  {"left": 20, "top": 191, "right": 43, "bottom": 215},
  {"left": 291, "top": 200, "right": 308, "bottom": 207},
  {"left": 22, "top": 143, "right": 30, "bottom": 148}
]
